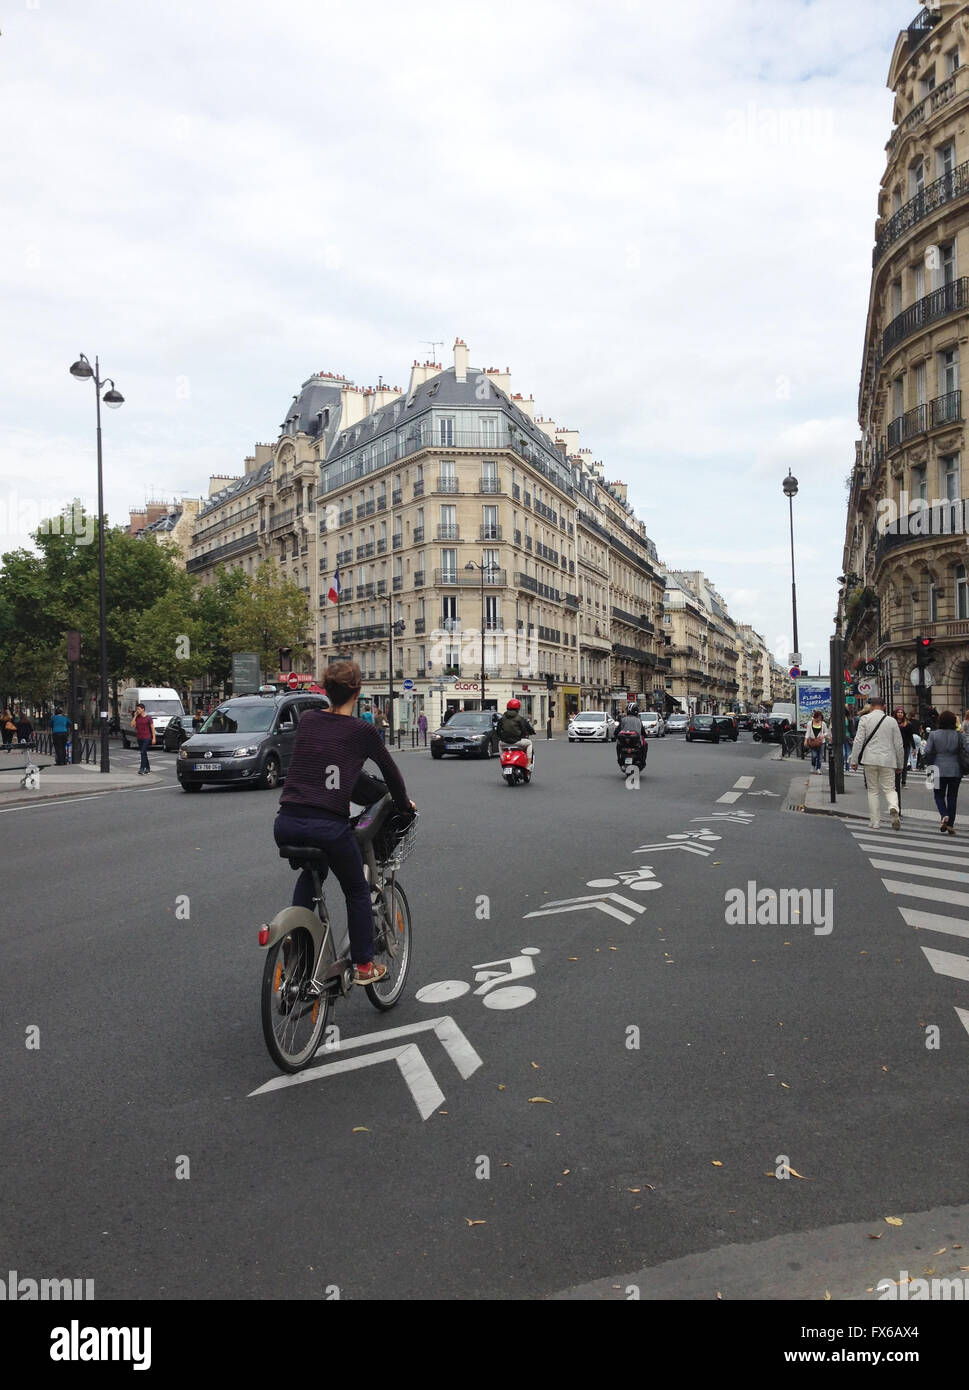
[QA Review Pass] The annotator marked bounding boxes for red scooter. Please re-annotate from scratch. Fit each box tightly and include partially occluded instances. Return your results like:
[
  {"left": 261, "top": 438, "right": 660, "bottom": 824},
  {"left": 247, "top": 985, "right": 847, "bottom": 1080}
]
[{"left": 500, "top": 745, "right": 532, "bottom": 786}]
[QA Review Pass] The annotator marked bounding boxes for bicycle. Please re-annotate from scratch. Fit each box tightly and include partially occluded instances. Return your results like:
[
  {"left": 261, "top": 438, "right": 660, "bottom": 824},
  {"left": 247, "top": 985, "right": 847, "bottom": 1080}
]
[{"left": 259, "top": 796, "right": 417, "bottom": 1073}]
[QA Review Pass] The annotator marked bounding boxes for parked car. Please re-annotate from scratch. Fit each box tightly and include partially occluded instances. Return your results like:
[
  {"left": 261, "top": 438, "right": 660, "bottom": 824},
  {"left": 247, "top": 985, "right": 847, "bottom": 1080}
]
[
  {"left": 176, "top": 691, "right": 328, "bottom": 791},
  {"left": 665, "top": 713, "right": 689, "bottom": 733},
  {"left": 162, "top": 713, "right": 195, "bottom": 753},
  {"left": 685, "top": 714, "right": 736, "bottom": 744},
  {"left": 753, "top": 714, "right": 791, "bottom": 744},
  {"left": 430, "top": 711, "right": 499, "bottom": 759},
  {"left": 568, "top": 711, "right": 616, "bottom": 742},
  {"left": 641, "top": 712, "right": 666, "bottom": 738}
]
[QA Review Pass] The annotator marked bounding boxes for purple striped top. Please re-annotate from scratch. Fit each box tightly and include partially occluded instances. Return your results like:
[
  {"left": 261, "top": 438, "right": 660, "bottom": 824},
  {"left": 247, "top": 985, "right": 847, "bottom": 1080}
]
[{"left": 279, "top": 710, "right": 409, "bottom": 817}]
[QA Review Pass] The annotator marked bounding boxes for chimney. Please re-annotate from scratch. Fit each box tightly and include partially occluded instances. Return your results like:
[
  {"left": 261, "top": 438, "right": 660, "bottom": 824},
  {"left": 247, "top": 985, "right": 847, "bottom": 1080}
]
[
  {"left": 338, "top": 384, "right": 368, "bottom": 430},
  {"left": 128, "top": 509, "right": 147, "bottom": 535},
  {"left": 511, "top": 393, "right": 535, "bottom": 420},
  {"left": 484, "top": 366, "right": 512, "bottom": 396},
  {"left": 146, "top": 503, "right": 169, "bottom": 526},
  {"left": 555, "top": 428, "right": 580, "bottom": 457},
  {"left": 610, "top": 481, "right": 628, "bottom": 503},
  {"left": 453, "top": 337, "right": 469, "bottom": 383},
  {"left": 407, "top": 359, "right": 441, "bottom": 399}
]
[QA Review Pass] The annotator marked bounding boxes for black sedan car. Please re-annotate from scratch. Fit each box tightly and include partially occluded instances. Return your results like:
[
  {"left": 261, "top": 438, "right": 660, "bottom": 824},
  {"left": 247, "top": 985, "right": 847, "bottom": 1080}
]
[
  {"left": 162, "top": 713, "right": 195, "bottom": 753},
  {"left": 430, "top": 711, "right": 499, "bottom": 759},
  {"left": 685, "top": 714, "right": 738, "bottom": 744}
]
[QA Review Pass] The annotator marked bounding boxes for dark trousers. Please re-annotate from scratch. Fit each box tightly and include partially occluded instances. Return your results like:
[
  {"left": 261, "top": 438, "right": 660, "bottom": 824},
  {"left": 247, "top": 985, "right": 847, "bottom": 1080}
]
[
  {"left": 274, "top": 808, "right": 374, "bottom": 964},
  {"left": 137, "top": 738, "right": 152, "bottom": 772},
  {"left": 53, "top": 733, "right": 68, "bottom": 765},
  {"left": 933, "top": 776, "right": 962, "bottom": 826}
]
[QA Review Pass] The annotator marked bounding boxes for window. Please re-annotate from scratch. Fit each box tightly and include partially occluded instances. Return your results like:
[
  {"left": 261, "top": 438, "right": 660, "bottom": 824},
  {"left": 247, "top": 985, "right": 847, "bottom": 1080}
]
[
  {"left": 947, "top": 48, "right": 961, "bottom": 76},
  {"left": 938, "top": 142, "right": 956, "bottom": 180},
  {"left": 442, "top": 595, "right": 458, "bottom": 625},
  {"left": 485, "top": 594, "right": 499, "bottom": 629},
  {"left": 439, "top": 504, "right": 457, "bottom": 537},
  {"left": 479, "top": 417, "right": 499, "bottom": 447},
  {"left": 483, "top": 548, "right": 500, "bottom": 578},
  {"left": 922, "top": 66, "right": 937, "bottom": 96},
  {"left": 914, "top": 260, "right": 925, "bottom": 300},
  {"left": 912, "top": 465, "right": 927, "bottom": 503},
  {"left": 893, "top": 186, "right": 903, "bottom": 214},
  {"left": 482, "top": 505, "right": 499, "bottom": 538},
  {"left": 915, "top": 360, "right": 927, "bottom": 406},
  {"left": 929, "top": 579, "right": 939, "bottom": 622},
  {"left": 958, "top": 565, "right": 969, "bottom": 619},
  {"left": 910, "top": 158, "right": 925, "bottom": 199},
  {"left": 893, "top": 375, "right": 905, "bottom": 418},
  {"left": 892, "top": 277, "right": 903, "bottom": 316},
  {"left": 939, "top": 346, "right": 960, "bottom": 396},
  {"left": 482, "top": 457, "right": 498, "bottom": 485},
  {"left": 441, "top": 548, "right": 457, "bottom": 582},
  {"left": 438, "top": 416, "right": 455, "bottom": 447},
  {"left": 940, "top": 454, "right": 960, "bottom": 501}
]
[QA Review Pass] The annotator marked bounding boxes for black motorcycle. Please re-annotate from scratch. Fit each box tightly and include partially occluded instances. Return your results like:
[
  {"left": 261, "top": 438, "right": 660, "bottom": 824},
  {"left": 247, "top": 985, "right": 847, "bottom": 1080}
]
[{"left": 616, "top": 728, "right": 647, "bottom": 773}]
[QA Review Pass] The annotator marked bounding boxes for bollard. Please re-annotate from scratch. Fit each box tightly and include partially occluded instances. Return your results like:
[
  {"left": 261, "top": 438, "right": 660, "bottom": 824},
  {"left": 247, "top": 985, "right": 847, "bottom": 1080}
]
[{"left": 546, "top": 718, "right": 552, "bottom": 741}]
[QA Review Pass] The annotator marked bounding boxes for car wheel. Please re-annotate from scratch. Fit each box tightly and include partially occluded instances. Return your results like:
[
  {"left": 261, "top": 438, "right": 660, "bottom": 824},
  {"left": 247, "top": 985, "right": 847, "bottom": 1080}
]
[
  {"left": 121, "top": 733, "right": 129, "bottom": 749},
  {"left": 431, "top": 749, "right": 443, "bottom": 759},
  {"left": 180, "top": 782, "right": 201, "bottom": 793},
  {"left": 259, "top": 754, "right": 281, "bottom": 789}
]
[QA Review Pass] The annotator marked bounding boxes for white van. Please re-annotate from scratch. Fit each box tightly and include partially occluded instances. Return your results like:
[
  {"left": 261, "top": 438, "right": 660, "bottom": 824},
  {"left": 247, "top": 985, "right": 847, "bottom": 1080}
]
[{"left": 120, "top": 686, "right": 186, "bottom": 747}]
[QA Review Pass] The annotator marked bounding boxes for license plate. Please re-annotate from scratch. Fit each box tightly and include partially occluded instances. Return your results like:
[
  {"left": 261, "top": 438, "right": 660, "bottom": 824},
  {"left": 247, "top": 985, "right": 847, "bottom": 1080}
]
[
  {"left": 194, "top": 762, "right": 221, "bottom": 771},
  {"left": 444, "top": 744, "right": 461, "bottom": 751}
]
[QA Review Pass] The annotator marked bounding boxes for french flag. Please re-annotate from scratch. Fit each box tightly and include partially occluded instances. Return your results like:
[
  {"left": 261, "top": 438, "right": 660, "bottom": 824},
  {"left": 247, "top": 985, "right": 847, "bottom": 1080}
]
[{"left": 327, "top": 568, "right": 341, "bottom": 605}]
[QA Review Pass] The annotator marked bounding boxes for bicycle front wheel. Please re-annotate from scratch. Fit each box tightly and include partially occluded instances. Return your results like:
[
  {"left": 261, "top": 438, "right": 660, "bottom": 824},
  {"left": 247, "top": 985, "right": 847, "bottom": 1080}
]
[
  {"left": 261, "top": 927, "right": 332, "bottom": 1072},
  {"left": 366, "top": 882, "right": 412, "bottom": 1011}
]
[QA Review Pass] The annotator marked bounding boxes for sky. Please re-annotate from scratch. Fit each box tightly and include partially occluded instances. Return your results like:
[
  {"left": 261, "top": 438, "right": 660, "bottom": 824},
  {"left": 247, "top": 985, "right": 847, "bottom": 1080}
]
[{"left": 0, "top": 0, "right": 916, "bottom": 673}]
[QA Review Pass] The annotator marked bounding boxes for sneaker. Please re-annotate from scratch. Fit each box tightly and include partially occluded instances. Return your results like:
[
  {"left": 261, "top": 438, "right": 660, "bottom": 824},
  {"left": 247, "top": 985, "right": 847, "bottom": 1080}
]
[
  {"left": 941, "top": 819, "right": 950, "bottom": 834},
  {"left": 890, "top": 808, "right": 901, "bottom": 831},
  {"left": 353, "top": 961, "right": 388, "bottom": 986},
  {"left": 947, "top": 824, "right": 956, "bottom": 836}
]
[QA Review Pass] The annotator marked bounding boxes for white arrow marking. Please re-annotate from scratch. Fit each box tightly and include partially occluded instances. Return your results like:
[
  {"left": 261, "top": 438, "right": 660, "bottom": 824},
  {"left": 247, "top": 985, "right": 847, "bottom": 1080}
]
[
  {"left": 249, "top": 1015, "right": 482, "bottom": 1119},
  {"left": 632, "top": 842, "right": 713, "bottom": 857},
  {"left": 524, "top": 892, "right": 645, "bottom": 924},
  {"left": 747, "top": 790, "right": 779, "bottom": 797}
]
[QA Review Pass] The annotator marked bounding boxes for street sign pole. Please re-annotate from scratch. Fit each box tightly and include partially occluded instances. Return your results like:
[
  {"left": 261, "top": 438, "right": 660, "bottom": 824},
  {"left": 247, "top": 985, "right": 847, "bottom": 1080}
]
[{"left": 829, "top": 634, "right": 845, "bottom": 797}]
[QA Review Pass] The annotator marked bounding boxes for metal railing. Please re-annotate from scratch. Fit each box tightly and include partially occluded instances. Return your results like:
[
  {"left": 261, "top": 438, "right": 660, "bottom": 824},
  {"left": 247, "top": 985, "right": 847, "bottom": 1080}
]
[
  {"left": 882, "top": 278, "right": 969, "bottom": 356},
  {"left": 887, "top": 390, "right": 962, "bottom": 448},
  {"left": 875, "top": 160, "right": 969, "bottom": 265}
]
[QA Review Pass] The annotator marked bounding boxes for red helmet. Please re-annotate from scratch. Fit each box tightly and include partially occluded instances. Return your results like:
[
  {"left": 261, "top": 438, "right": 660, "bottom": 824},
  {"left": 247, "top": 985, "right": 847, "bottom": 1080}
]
[{"left": 506, "top": 698, "right": 521, "bottom": 711}]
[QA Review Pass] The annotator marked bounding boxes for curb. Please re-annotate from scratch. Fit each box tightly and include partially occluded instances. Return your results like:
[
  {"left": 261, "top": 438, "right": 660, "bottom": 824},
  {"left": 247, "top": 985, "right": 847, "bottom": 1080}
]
[{"left": 0, "top": 775, "right": 164, "bottom": 808}]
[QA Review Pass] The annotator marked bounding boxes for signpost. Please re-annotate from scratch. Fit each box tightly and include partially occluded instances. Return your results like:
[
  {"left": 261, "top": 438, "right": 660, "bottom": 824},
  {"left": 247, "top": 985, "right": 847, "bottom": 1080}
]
[
  {"left": 66, "top": 630, "right": 81, "bottom": 761},
  {"left": 231, "top": 653, "right": 261, "bottom": 696},
  {"left": 287, "top": 672, "right": 300, "bottom": 691}
]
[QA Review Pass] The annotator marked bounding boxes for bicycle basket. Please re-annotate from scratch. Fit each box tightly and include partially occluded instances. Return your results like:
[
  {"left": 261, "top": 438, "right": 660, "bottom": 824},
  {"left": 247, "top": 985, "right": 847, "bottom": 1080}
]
[{"left": 374, "top": 812, "right": 418, "bottom": 869}]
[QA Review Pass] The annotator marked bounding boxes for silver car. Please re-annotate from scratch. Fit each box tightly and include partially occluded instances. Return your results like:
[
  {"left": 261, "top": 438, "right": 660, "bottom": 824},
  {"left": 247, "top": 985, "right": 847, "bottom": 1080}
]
[
  {"left": 568, "top": 711, "right": 615, "bottom": 742},
  {"left": 641, "top": 712, "right": 666, "bottom": 738}
]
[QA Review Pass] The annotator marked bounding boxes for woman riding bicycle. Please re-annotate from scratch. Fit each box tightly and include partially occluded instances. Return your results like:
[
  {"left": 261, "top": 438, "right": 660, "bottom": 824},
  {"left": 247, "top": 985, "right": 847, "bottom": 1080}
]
[{"left": 274, "top": 660, "right": 416, "bottom": 985}]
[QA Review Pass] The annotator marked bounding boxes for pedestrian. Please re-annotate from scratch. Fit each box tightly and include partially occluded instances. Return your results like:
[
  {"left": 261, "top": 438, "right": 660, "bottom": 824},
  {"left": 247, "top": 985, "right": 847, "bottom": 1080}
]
[
  {"left": 50, "top": 706, "right": 71, "bottom": 765},
  {"left": 850, "top": 695, "right": 904, "bottom": 831},
  {"left": 895, "top": 709, "right": 915, "bottom": 789},
  {"left": 909, "top": 713, "right": 924, "bottom": 771},
  {"left": 360, "top": 703, "right": 374, "bottom": 726},
  {"left": 1, "top": 708, "right": 15, "bottom": 752},
  {"left": 926, "top": 705, "right": 939, "bottom": 733},
  {"left": 923, "top": 709, "right": 969, "bottom": 836},
  {"left": 15, "top": 711, "right": 33, "bottom": 748},
  {"left": 374, "top": 707, "right": 389, "bottom": 742},
  {"left": 417, "top": 710, "right": 428, "bottom": 744},
  {"left": 805, "top": 710, "right": 828, "bottom": 774},
  {"left": 129, "top": 701, "right": 156, "bottom": 775}
]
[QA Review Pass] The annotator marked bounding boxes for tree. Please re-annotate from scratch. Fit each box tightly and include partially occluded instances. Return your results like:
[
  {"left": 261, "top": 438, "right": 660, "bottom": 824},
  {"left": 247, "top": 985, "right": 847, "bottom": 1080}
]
[
  {"left": 222, "top": 562, "right": 311, "bottom": 679},
  {"left": 195, "top": 567, "right": 251, "bottom": 689},
  {"left": 129, "top": 572, "right": 208, "bottom": 687}
]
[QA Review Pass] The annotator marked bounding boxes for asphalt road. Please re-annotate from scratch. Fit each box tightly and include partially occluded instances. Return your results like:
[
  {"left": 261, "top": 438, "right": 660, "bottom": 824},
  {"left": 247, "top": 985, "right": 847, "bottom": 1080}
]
[{"left": 2, "top": 733, "right": 968, "bottom": 1301}]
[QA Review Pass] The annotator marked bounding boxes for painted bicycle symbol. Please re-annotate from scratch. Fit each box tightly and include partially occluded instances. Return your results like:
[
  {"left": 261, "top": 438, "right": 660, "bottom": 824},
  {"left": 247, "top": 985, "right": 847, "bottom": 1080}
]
[{"left": 415, "top": 947, "right": 541, "bottom": 1011}]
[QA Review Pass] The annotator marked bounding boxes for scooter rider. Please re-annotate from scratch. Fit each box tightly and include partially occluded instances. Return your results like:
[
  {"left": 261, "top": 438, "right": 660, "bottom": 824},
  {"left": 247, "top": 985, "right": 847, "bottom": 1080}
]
[
  {"left": 616, "top": 704, "right": 647, "bottom": 763},
  {"left": 497, "top": 698, "right": 535, "bottom": 767}
]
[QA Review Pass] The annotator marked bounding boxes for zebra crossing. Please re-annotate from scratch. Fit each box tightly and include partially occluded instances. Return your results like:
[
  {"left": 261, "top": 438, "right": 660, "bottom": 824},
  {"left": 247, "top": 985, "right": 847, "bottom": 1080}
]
[{"left": 849, "top": 819, "right": 969, "bottom": 1039}]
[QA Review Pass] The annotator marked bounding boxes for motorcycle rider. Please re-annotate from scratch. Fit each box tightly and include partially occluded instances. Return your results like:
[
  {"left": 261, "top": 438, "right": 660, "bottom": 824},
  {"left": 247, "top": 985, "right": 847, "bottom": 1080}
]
[
  {"left": 496, "top": 698, "right": 535, "bottom": 768},
  {"left": 616, "top": 703, "right": 647, "bottom": 764}
]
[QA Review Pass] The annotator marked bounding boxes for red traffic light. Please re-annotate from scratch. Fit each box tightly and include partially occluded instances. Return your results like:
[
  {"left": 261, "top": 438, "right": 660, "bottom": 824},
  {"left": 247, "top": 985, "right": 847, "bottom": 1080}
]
[{"left": 919, "top": 637, "right": 932, "bottom": 647}]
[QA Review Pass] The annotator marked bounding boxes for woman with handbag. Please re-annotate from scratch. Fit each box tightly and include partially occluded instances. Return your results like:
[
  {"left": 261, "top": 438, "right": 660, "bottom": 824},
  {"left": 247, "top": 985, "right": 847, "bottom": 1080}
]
[
  {"left": 805, "top": 711, "right": 828, "bottom": 774},
  {"left": 850, "top": 696, "right": 905, "bottom": 831},
  {"left": 922, "top": 710, "right": 969, "bottom": 835}
]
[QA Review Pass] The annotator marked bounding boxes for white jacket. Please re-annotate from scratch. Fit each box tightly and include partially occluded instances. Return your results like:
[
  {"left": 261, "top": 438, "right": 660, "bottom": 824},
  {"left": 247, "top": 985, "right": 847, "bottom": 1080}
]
[{"left": 850, "top": 710, "right": 904, "bottom": 770}]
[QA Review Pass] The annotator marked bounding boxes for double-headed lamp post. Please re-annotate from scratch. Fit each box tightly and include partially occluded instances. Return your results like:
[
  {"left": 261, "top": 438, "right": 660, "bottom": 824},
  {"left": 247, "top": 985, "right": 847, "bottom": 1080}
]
[
  {"left": 387, "top": 611, "right": 405, "bottom": 736},
  {"left": 782, "top": 470, "right": 800, "bottom": 661},
  {"left": 465, "top": 559, "right": 498, "bottom": 710},
  {"left": 70, "top": 354, "right": 124, "bottom": 773}
]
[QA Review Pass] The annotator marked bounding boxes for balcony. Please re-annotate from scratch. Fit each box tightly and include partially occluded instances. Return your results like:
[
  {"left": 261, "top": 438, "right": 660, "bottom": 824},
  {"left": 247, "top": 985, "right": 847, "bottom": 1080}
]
[
  {"left": 613, "top": 643, "right": 656, "bottom": 665},
  {"left": 514, "top": 529, "right": 522, "bottom": 545},
  {"left": 480, "top": 524, "right": 502, "bottom": 541},
  {"left": 376, "top": 579, "right": 387, "bottom": 595},
  {"left": 441, "top": 617, "right": 461, "bottom": 632},
  {"left": 611, "top": 606, "right": 654, "bottom": 633},
  {"left": 436, "top": 476, "right": 459, "bottom": 493},
  {"left": 874, "top": 160, "right": 969, "bottom": 266},
  {"left": 888, "top": 70, "right": 965, "bottom": 161},
  {"left": 480, "top": 476, "right": 500, "bottom": 493},
  {"left": 887, "top": 390, "right": 962, "bottom": 449},
  {"left": 267, "top": 508, "right": 296, "bottom": 534},
  {"left": 356, "top": 504, "right": 367, "bottom": 520},
  {"left": 358, "top": 582, "right": 375, "bottom": 599},
  {"left": 339, "top": 510, "right": 353, "bottom": 526},
  {"left": 392, "top": 490, "right": 402, "bottom": 505},
  {"left": 538, "top": 626, "right": 561, "bottom": 643},
  {"left": 355, "top": 543, "right": 375, "bottom": 559},
  {"left": 907, "top": 6, "right": 941, "bottom": 58},
  {"left": 435, "top": 567, "right": 505, "bottom": 587},
  {"left": 392, "top": 534, "right": 403, "bottom": 550},
  {"left": 377, "top": 495, "right": 387, "bottom": 511},
  {"left": 413, "top": 571, "right": 424, "bottom": 587},
  {"left": 565, "top": 593, "right": 580, "bottom": 607},
  {"left": 882, "top": 278, "right": 969, "bottom": 357},
  {"left": 436, "top": 524, "right": 460, "bottom": 540},
  {"left": 536, "top": 542, "right": 559, "bottom": 564},
  {"left": 523, "top": 493, "right": 532, "bottom": 508},
  {"left": 415, "top": 618, "right": 426, "bottom": 634},
  {"left": 874, "top": 498, "right": 969, "bottom": 568},
  {"left": 336, "top": 549, "right": 353, "bottom": 566},
  {"left": 512, "top": 484, "right": 521, "bottom": 501},
  {"left": 413, "top": 526, "right": 424, "bottom": 543},
  {"left": 376, "top": 537, "right": 387, "bottom": 554},
  {"left": 393, "top": 576, "right": 404, "bottom": 591},
  {"left": 524, "top": 536, "right": 532, "bottom": 552},
  {"left": 534, "top": 498, "right": 556, "bottom": 522},
  {"left": 186, "top": 533, "right": 258, "bottom": 571},
  {"left": 412, "top": 482, "right": 424, "bottom": 498},
  {"left": 514, "top": 572, "right": 559, "bottom": 601}
]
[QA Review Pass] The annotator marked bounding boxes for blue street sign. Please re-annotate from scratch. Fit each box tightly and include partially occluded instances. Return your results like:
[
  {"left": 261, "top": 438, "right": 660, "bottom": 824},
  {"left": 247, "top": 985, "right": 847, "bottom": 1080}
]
[{"left": 402, "top": 679, "right": 414, "bottom": 691}]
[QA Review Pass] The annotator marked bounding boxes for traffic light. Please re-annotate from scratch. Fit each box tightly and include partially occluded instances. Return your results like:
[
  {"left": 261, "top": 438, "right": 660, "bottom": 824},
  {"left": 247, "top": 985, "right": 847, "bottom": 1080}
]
[{"left": 916, "top": 635, "right": 934, "bottom": 668}]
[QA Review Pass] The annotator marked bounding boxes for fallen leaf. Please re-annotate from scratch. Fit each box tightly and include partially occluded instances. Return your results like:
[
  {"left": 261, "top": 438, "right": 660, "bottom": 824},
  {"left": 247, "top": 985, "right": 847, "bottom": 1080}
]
[
  {"left": 501, "top": 1162, "right": 512, "bottom": 1167},
  {"left": 716, "top": 1291, "right": 722, "bottom": 1300},
  {"left": 609, "top": 946, "right": 618, "bottom": 951},
  {"left": 646, "top": 1184, "right": 655, "bottom": 1191},
  {"left": 530, "top": 1061, "right": 540, "bottom": 1069},
  {"left": 528, "top": 1097, "right": 553, "bottom": 1103},
  {"left": 497, "top": 1084, "right": 506, "bottom": 1091},
  {"left": 568, "top": 957, "right": 578, "bottom": 962},
  {"left": 562, "top": 1169, "right": 570, "bottom": 1175},
  {"left": 780, "top": 1082, "right": 791, "bottom": 1089},
  {"left": 465, "top": 1219, "right": 486, "bottom": 1227},
  {"left": 785, "top": 1167, "right": 812, "bottom": 1180},
  {"left": 438, "top": 1110, "right": 447, "bottom": 1115},
  {"left": 935, "top": 1248, "right": 947, "bottom": 1255},
  {"left": 885, "top": 1216, "right": 904, "bottom": 1227},
  {"left": 867, "top": 1233, "right": 883, "bottom": 1240},
  {"left": 955, "top": 1245, "right": 963, "bottom": 1250},
  {"left": 881, "top": 1066, "right": 888, "bottom": 1072},
  {"left": 352, "top": 1127, "right": 369, "bottom": 1133},
  {"left": 712, "top": 1161, "right": 723, "bottom": 1167},
  {"left": 627, "top": 1187, "right": 641, "bottom": 1192}
]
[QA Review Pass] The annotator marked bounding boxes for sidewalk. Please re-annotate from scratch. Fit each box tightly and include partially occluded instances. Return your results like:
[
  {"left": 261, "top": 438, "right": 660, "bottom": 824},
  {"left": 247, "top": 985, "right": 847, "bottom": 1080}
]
[
  {"left": 790, "top": 764, "right": 941, "bottom": 823},
  {"left": 0, "top": 756, "right": 162, "bottom": 809}
]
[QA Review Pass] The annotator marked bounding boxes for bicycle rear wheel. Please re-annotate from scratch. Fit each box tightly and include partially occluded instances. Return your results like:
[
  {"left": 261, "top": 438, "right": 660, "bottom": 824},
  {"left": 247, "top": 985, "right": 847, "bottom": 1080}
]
[
  {"left": 366, "top": 882, "right": 411, "bottom": 1010},
  {"left": 261, "top": 926, "right": 333, "bottom": 1072}
]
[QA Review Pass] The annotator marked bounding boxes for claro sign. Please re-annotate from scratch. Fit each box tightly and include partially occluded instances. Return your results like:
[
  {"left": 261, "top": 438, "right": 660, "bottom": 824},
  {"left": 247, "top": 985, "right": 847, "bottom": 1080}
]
[{"left": 453, "top": 681, "right": 480, "bottom": 692}]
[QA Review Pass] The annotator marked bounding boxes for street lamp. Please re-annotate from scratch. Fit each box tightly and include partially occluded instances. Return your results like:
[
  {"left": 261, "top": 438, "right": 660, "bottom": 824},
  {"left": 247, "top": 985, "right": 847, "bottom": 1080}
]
[
  {"left": 386, "top": 609, "right": 405, "bottom": 736},
  {"left": 782, "top": 470, "right": 800, "bottom": 660},
  {"left": 70, "top": 353, "right": 124, "bottom": 772},
  {"left": 465, "top": 559, "right": 498, "bottom": 710}
]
